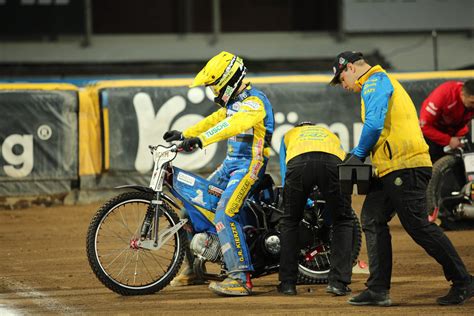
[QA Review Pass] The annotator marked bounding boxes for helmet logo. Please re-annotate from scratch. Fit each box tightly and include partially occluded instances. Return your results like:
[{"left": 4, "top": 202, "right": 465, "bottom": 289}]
[{"left": 221, "top": 86, "right": 234, "bottom": 104}]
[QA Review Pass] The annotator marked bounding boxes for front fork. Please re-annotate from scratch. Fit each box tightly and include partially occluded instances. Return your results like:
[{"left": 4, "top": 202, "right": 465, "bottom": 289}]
[{"left": 140, "top": 192, "right": 163, "bottom": 246}]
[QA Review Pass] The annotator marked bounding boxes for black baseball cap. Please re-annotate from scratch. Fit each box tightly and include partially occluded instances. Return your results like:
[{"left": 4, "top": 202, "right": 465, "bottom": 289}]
[{"left": 329, "top": 51, "right": 364, "bottom": 85}]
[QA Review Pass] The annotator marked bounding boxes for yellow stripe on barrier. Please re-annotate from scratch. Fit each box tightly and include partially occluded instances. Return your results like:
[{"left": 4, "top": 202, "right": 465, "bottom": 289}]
[
  {"left": 102, "top": 107, "right": 110, "bottom": 171},
  {"left": 89, "top": 70, "right": 474, "bottom": 88},
  {"left": 78, "top": 89, "right": 102, "bottom": 176},
  {"left": 0, "top": 83, "right": 78, "bottom": 90}
]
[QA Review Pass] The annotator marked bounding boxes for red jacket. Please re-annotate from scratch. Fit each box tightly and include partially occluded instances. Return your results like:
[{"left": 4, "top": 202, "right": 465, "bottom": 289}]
[{"left": 419, "top": 81, "right": 472, "bottom": 146}]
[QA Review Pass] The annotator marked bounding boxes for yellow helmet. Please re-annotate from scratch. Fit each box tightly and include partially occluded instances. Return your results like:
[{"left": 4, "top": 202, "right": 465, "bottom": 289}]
[{"left": 190, "top": 51, "right": 247, "bottom": 107}]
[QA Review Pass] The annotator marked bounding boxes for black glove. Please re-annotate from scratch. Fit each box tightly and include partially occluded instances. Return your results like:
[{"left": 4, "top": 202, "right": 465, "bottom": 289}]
[
  {"left": 163, "top": 130, "right": 183, "bottom": 142},
  {"left": 180, "top": 137, "right": 202, "bottom": 152}
]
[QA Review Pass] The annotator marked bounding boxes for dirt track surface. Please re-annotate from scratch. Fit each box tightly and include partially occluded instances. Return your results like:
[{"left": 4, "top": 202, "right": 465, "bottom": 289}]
[{"left": 1, "top": 196, "right": 473, "bottom": 315}]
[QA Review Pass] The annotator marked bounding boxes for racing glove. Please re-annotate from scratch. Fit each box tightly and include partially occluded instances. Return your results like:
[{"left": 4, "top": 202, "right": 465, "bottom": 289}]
[
  {"left": 163, "top": 130, "right": 183, "bottom": 142},
  {"left": 180, "top": 137, "right": 202, "bottom": 152}
]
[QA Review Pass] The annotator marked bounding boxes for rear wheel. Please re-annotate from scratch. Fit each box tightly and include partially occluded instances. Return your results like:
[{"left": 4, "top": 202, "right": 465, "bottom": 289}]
[
  {"left": 86, "top": 191, "right": 186, "bottom": 295},
  {"left": 297, "top": 209, "right": 362, "bottom": 284}
]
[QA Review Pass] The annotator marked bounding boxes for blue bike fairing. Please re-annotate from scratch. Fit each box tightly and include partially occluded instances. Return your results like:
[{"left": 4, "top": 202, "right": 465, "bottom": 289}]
[
  {"left": 172, "top": 167, "right": 225, "bottom": 233},
  {"left": 351, "top": 72, "right": 393, "bottom": 160}
]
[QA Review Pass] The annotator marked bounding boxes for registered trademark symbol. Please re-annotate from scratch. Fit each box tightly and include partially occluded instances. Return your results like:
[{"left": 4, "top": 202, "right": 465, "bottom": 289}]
[{"left": 37, "top": 124, "right": 52, "bottom": 140}]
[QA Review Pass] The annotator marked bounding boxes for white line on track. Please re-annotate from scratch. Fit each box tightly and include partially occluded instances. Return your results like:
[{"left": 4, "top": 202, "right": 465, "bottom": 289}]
[{"left": 0, "top": 278, "right": 80, "bottom": 315}]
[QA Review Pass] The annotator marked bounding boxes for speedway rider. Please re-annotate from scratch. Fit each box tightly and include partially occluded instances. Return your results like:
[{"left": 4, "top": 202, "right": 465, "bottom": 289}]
[{"left": 163, "top": 51, "right": 274, "bottom": 296}]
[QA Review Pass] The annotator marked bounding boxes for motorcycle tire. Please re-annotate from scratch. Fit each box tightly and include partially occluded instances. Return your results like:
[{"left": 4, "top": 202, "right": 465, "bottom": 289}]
[
  {"left": 86, "top": 191, "right": 186, "bottom": 295},
  {"left": 296, "top": 209, "right": 362, "bottom": 284},
  {"left": 426, "top": 155, "right": 466, "bottom": 230}
]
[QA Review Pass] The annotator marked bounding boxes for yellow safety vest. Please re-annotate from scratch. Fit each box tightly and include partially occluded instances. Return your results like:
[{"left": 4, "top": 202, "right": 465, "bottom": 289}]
[
  {"left": 283, "top": 125, "right": 346, "bottom": 163},
  {"left": 356, "top": 66, "right": 432, "bottom": 176}
]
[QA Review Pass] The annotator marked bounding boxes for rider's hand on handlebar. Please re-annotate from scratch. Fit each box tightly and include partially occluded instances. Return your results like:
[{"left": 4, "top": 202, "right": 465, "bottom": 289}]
[
  {"left": 163, "top": 130, "right": 183, "bottom": 142},
  {"left": 179, "top": 137, "right": 202, "bottom": 152}
]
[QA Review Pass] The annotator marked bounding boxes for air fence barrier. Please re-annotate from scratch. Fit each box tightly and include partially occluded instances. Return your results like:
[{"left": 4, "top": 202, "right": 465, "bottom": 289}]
[{"left": 1, "top": 71, "right": 473, "bottom": 207}]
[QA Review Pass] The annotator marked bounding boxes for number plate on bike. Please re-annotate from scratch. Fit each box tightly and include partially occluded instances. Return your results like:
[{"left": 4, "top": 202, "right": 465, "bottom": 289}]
[{"left": 463, "top": 153, "right": 474, "bottom": 173}]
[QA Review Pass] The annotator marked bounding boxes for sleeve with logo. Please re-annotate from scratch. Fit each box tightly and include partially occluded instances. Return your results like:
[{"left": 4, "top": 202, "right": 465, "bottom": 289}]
[
  {"left": 352, "top": 74, "right": 391, "bottom": 159},
  {"left": 182, "top": 108, "right": 226, "bottom": 138},
  {"left": 198, "top": 96, "right": 266, "bottom": 147}
]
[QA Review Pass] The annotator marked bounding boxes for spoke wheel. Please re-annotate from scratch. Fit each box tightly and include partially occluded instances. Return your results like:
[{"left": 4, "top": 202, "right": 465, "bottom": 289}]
[{"left": 86, "top": 191, "right": 185, "bottom": 295}]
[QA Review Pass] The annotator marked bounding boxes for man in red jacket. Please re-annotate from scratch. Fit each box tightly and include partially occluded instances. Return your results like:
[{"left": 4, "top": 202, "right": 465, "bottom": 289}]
[{"left": 419, "top": 79, "right": 474, "bottom": 162}]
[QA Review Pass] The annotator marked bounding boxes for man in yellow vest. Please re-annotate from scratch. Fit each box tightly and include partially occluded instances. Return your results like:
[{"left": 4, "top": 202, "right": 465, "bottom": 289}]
[
  {"left": 277, "top": 122, "right": 355, "bottom": 296},
  {"left": 330, "top": 51, "right": 473, "bottom": 306}
]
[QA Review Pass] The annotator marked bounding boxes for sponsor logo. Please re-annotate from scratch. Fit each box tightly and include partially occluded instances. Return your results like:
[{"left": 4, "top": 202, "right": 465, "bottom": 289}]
[
  {"left": 363, "top": 88, "right": 375, "bottom": 95},
  {"left": 177, "top": 172, "right": 196, "bottom": 186},
  {"left": 208, "top": 185, "right": 224, "bottom": 197},
  {"left": 215, "top": 221, "right": 225, "bottom": 232},
  {"left": 204, "top": 121, "right": 230, "bottom": 139},
  {"left": 228, "top": 179, "right": 240, "bottom": 187},
  {"left": 255, "top": 139, "right": 263, "bottom": 159},
  {"left": 250, "top": 162, "right": 262, "bottom": 180},
  {"left": 227, "top": 180, "right": 251, "bottom": 216},
  {"left": 232, "top": 102, "right": 241, "bottom": 111},
  {"left": 427, "top": 101, "right": 438, "bottom": 110},
  {"left": 339, "top": 57, "right": 346, "bottom": 65},
  {"left": 230, "top": 222, "right": 244, "bottom": 262},
  {"left": 426, "top": 107, "right": 437, "bottom": 116},
  {"left": 243, "top": 100, "right": 261, "bottom": 110}
]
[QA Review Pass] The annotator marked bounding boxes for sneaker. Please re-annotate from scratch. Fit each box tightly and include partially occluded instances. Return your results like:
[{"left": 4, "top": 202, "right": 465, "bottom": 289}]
[
  {"left": 437, "top": 278, "right": 474, "bottom": 305},
  {"left": 209, "top": 277, "right": 252, "bottom": 296},
  {"left": 326, "top": 284, "right": 351, "bottom": 296},
  {"left": 170, "top": 267, "right": 205, "bottom": 287},
  {"left": 277, "top": 282, "right": 297, "bottom": 295},
  {"left": 348, "top": 289, "right": 392, "bottom": 306}
]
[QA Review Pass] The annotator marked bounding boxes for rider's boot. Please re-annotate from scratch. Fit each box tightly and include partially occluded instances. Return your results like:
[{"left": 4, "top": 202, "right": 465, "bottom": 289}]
[
  {"left": 170, "top": 252, "right": 205, "bottom": 286},
  {"left": 209, "top": 272, "right": 252, "bottom": 296}
]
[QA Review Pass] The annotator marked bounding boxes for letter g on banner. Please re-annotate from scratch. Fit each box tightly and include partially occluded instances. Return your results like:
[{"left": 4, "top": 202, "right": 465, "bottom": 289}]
[{"left": 2, "top": 134, "right": 34, "bottom": 178}]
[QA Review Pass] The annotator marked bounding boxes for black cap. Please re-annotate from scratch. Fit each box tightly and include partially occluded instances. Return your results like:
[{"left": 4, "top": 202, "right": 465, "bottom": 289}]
[{"left": 329, "top": 51, "right": 364, "bottom": 85}]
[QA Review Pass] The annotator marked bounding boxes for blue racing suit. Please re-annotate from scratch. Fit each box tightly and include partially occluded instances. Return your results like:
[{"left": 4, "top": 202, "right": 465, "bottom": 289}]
[{"left": 182, "top": 85, "right": 274, "bottom": 279}]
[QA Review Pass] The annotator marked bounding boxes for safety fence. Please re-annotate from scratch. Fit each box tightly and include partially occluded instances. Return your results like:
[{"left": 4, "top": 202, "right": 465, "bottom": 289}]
[{"left": 1, "top": 71, "right": 473, "bottom": 203}]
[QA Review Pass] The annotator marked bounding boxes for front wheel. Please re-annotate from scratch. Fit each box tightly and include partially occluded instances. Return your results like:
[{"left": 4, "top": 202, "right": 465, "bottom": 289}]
[
  {"left": 86, "top": 191, "right": 186, "bottom": 295},
  {"left": 296, "top": 209, "right": 362, "bottom": 284}
]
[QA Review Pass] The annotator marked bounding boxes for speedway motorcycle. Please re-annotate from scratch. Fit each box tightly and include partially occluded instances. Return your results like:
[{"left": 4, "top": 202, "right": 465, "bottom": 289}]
[
  {"left": 86, "top": 144, "right": 362, "bottom": 295},
  {"left": 427, "top": 138, "right": 474, "bottom": 230}
]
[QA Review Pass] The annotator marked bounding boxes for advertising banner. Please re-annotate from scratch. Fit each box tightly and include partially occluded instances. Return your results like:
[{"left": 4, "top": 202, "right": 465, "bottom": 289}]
[
  {"left": 95, "top": 72, "right": 474, "bottom": 188},
  {"left": 0, "top": 84, "right": 79, "bottom": 196}
]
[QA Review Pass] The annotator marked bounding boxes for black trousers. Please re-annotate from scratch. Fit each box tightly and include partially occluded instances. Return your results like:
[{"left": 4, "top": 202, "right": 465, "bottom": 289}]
[
  {"left": 362, "top": 167, "right": 471, "bottom": 293},
  {"left": 279, "top": 152, "right": 355, "bottom": 286}
]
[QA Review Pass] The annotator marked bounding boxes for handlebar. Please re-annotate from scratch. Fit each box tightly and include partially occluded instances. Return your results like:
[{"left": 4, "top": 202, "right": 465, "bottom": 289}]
[
  {"left": 148, "top": 144, "right": 180, "bottom": 154},
  {"left": 443, "top": 137, "right": 469, "bottom": 154}
]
